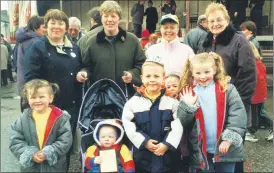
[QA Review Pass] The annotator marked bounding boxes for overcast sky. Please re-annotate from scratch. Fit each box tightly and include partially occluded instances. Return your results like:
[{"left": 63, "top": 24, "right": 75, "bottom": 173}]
[{"left": 1, "top": 1, "right": 8, "bottom": 11}]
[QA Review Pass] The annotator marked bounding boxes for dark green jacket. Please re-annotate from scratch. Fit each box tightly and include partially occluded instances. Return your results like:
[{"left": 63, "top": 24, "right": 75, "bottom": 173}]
[{"left": 82, "top": 28, "right": 146, "bottom": 98}]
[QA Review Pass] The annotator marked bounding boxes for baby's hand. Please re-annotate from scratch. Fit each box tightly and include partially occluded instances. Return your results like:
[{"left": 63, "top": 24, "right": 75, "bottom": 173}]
[
  {"left": 181, "top": 86, "right": 197, "bottom": 105},
  {"left": 154, "top": 143, "right": 168, "bottom": 156},
  {"left": 219, "top": 140, "right": 232, "bottom": 154},
  {"left": 145, "top": 139, "right": 159, "bottom": 152},
  {"left": 94, "top": 156, "right": 102, "bottom": 165}
]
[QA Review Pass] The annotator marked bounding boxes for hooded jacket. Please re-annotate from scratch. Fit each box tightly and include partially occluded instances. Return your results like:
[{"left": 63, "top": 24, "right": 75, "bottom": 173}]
[
  {"left": 9, "top": 106, "right": 72, "bottom": 172},
  {"left": 85, "top": 119, "right": 135, "bottom": 172},
  {"left": 14, "top": 27, "right": 41, "bottom": 94},
  {"left": 122, "top": 87, "right": 183, "bottom": 172},
  {"left": 199, "top": 25, "right": 256, "bottom": 106}
]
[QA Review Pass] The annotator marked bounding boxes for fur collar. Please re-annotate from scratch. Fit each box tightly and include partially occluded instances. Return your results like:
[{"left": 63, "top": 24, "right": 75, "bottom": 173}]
[
  {"left": 96, "top": 27, "right": 127, "bottom": 43},
  {"left": 202, "top": 25, "right": 236, "bottom": 47}
]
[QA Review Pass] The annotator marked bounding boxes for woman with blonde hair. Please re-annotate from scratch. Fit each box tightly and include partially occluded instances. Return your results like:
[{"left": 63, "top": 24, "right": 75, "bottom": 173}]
[{"left": 177, "top": 52, "right": 246, "bottom": 172}]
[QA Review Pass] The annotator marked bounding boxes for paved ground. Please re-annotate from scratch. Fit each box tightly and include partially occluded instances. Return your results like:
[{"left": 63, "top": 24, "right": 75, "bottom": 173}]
[{"left": 1, "top": 80, "right": 273, "bottom": 172}]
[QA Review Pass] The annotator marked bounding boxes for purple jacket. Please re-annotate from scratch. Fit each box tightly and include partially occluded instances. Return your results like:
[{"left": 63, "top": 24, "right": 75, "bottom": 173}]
[{"left": 15, "top": 27, "right": 40, "bottom": 94}]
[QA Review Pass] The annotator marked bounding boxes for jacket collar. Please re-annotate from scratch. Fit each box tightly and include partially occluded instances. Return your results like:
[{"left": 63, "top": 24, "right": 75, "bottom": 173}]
[
  {"left": 197, "top": 24, "right": 208, "bottom": 32},
  {"left": 96, "top": 27, "right": 127, "bottom": 43},
  {"left": 202, "top": 25, "right": 236, "bottom": 47}
]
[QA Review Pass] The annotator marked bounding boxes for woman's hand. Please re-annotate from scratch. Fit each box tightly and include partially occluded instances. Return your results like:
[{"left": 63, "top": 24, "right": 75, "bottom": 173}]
[
  {"left": 181, "top": 86, "right": 198, "bottom": 105},
  {"left": 32, "top": 152, "right": 44, "bottom": 163},
  {"left": 122, "top": 71, "right": 132, "bottom": 84},
  {"left": 219, "top": 140, "right": 232, "bottom": 154},
  {"left": 76, "top": 71, "right": 88, "bottom": 83}
]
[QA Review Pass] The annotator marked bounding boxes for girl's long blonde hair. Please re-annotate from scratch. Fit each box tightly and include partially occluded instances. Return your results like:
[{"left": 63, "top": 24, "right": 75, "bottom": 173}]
[
  {"left": 179, "top": 52, "right": 231, "bottom": 92},
  {"left": 249, "top": 41, "right": 262, "bottom": 61}
]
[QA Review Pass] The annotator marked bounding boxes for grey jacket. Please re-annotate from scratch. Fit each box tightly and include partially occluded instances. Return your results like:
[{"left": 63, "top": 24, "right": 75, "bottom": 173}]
[
  {"left": 183, "top": 25, "right": 208, "bottom": 54},
  {"left": 131, "top": 2, "right": 144, "bottom": 25},
  {"left": 9, "top": 106, "right": 73, "bottom": 172},
  {"left": 177, "top": 83, "right": 247, "bottom": 170}
]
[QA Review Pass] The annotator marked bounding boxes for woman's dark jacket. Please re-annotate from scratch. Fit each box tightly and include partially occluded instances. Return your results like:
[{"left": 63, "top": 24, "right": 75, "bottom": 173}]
[
  {"left": 24, "top": 36, "right": 82, "bottom": 110},
  {"left": 198, "top": 25, "right": 256, "bottom": 106}
]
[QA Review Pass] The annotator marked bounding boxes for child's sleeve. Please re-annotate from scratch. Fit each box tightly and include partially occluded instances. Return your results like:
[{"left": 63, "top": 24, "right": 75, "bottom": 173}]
[
  {"left": 162, "top": 100, "right": 183, "bottom": 151},
  {"left": 221, "top": 84, "right": 247, "bottom": 147},
  {"left": 41, "top": 113, "right": 73, "bottom": 166},
  {"left": 122, "top": 100, "right": 150, "bottom": 149},
  {"left": 85, "top": 145, "right": 99, "bottom": 171},
  {"left": 9, "top": 117, "right": 40, "bottom": 168},
  {"left": 120, "top": 144, "right": 135, "bottom": 172},
  {"left": 177, "top": 98, "right": 200, "bottom": 128}
]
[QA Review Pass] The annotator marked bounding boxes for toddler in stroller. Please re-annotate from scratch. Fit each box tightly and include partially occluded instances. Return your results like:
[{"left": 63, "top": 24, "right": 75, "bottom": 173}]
[{"left": 77, "top": 79, "right": 133, "bottom": 172}]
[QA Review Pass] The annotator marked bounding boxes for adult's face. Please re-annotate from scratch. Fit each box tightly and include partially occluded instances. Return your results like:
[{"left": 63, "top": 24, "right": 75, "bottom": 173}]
[
  {"left": 160, "top": 22, "right": 179, "bottom": 42},
  {"left": 68, "top": 24, "right": 80, "bottom": 38},
  {"left": 201, "top": 19, "right": 208, "bottom": 30},
  {"left": 102, "top": 12, "right": 120, "bottom": 36},
  {"left": 140, "top": 0, "right": 145, "bottom": 5},
  {"left": 47, "top": 19, "right": 67, "bottom": 42},
  {"left": 36, "top": 24, "right": 46, "bottom": 37},
  {"left": 207, "top": 10, "right": 229, "bottom": 37},
  {"left": 241, "top": 29, "right": 252, "bottom": 37}
]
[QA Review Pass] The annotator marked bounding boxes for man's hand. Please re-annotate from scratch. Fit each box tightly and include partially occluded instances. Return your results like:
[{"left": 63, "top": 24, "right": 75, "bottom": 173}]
[
  {"left": 219, "top": 140, "right": 232, "bottom": 154},
  {"left": 154, "top": 143, "right": 168, "bottom": 156},
  {"left": 122, "top": 71, "right": 132, "bottom": 84},
  {"left": 76, "top": 71, "right": 88, "bottom": 83},
  {"left": 234, "top": 12, "right": 238, "bottom": 17},
  {"left": 94, "top": 156, "right": 102, "bottom": 164},
  {"left": 145, "top": 139, "right": 159, "bottom": 152}
]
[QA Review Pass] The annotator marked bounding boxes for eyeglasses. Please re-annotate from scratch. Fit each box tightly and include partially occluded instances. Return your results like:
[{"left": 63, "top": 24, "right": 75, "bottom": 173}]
[{"left": 208, "top": 18, "right": 225, "bottom": 25}]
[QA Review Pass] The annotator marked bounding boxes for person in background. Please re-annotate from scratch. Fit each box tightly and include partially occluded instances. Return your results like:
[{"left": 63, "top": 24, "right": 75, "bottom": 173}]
[
  {"left": 144, "top": 33, "right": 159, "bottom": 51},
  {"left": 67, "top": 17, "right": 83, "bottom": 43},
  {"left": 144, "top": 0, "right": 158, "bottom": 34},
  {"left": 1, "top": 34, "right": 15, "bottom": 83},
  {"left": 226, "top": 0, "right": 248, "bottom": 30},
  {"left": 131, "top": 0, "right": 145, "bottom": 38},
  {"left": 140, "top": 29, "right": 150, "bottom": 49},
  {"left": 24, "top": 9, "right": 82, "bottom": 171},
  {"left": 160, "top": 0, "right": 176, "bottom": 15},
  {"left": 249, "top": 0, "right": 265, "bottom": 35},
  {"left": 9, "top": 79, "right": 72, "bottom": 172},
  {"left": 14, "top": 15, "right": 46, "bottom": 112},
  {"left": 240, "top": 21, "right": 262, "bottom": 55},
  {"left": 183, "top": 14, "right": 208, "bottom": 54},
  {"left": 1, "top": 37, "right": 9, "bottom": 86},
  {"left": 78, "top": 7, "right": 103, "bottom": 58},
  {"left": 198, "top": 3, "right": 256, "bottom": 173},
  {"left": 77, "top": 0, "right": 146, "bottom": 99},
  {"left": 246, "top": 42, "right": 273, "bottom": 142}
]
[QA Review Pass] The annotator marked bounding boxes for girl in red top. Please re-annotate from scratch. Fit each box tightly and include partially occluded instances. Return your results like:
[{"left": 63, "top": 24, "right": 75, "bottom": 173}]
[{"left": 246, "top": 42, "right": 273, "bottom": 142}]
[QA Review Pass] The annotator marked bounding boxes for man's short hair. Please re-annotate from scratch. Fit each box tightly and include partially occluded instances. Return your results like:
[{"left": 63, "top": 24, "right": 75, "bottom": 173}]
[
  {"left": 87, "top": 7, "right": 102, "bottom": 24},
  {"left": 69, "top": 17, "right": 81, "bottom": 29},
  {"left": 240, "top": 21, "right": 257, "bottom": 36}
]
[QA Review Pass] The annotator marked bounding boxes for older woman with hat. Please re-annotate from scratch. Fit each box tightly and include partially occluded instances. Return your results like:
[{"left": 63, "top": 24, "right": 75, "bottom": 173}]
[
  {"left": 76, "top": 0, "right": 145, "bottom": 98},
  {"left": 146, "top": 14, "right": 194, "bottom": 77}
]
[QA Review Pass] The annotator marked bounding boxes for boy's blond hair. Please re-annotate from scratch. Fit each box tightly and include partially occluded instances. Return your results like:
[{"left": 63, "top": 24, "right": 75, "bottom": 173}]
[
  {"left": 249, "top": 41, "right": 262, "bottom": 61},
  {"left": 179, "top": 52, "right": 231, "bottom": 92},
  {"left": 141, "top": 61, "right": 165, "bottom": 74}
]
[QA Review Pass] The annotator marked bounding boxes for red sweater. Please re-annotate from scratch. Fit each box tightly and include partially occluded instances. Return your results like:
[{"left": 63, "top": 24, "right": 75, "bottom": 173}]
[{"left": 252, "top": 60, "right": 267, "bottom": 104}]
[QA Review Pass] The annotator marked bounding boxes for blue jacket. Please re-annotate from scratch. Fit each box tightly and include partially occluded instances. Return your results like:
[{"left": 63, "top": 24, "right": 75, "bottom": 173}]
[{"left": 122, "top": 87, "right": 183, "bottom": 172}]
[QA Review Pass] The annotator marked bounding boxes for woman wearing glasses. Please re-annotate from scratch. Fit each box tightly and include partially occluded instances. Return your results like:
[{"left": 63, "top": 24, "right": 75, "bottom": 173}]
[{"left": 198, "top": 3, "right": 256, "bottom": 173}]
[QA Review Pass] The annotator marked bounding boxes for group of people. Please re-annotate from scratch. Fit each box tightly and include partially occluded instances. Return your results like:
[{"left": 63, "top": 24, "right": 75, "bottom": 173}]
[{"left": 7, "top": 0, "right": 272, "bottom": 173}]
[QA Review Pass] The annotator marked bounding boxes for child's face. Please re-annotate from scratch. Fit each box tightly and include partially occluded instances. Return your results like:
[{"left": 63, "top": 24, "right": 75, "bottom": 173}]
[
  {"left": 141, "top": 65, "right": 165, "bottom": 95},
  {"left": 192, "top": 62, "right": 216, "bottom": 87},
  {"left": 165, "top": 77, "right": 179, "bottom": 95},
  {"left": 99, "top": 126, "right": 117, "bottom": 148},
  {"left": 28, "top": 87, "right": 53, "bottom": 114}
]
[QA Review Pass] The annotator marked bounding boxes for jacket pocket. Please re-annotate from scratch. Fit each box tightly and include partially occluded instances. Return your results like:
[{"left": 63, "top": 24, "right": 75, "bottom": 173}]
[{"left": 134, "top": 112, "right": 150, "bottom": 133}]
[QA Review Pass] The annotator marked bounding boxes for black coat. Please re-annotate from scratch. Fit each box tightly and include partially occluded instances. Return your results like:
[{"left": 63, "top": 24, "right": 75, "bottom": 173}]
[
  {"left": 144, "top": 7, "right": 158, "bottom": 24},
  {"left": 24, "top": 36, "right": 82, "bottom": 110},
  {"left": 198, "top": 25, "right": 256, "bottom": 105}
]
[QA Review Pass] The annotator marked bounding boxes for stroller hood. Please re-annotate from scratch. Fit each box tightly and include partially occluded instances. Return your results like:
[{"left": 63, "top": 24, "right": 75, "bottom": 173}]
[
  {"left": 93, "top": 119, "right": 124, "bottom": 146},
  {"left": 78, "top": 79, "right": 127, "bottom": 132}
]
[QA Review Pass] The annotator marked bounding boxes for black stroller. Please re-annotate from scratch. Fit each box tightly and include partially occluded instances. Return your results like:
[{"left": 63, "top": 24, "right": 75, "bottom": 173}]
[{"left": 77, "top": 78, "right": 130, "bottom": 172}]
